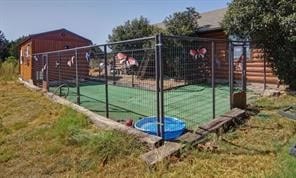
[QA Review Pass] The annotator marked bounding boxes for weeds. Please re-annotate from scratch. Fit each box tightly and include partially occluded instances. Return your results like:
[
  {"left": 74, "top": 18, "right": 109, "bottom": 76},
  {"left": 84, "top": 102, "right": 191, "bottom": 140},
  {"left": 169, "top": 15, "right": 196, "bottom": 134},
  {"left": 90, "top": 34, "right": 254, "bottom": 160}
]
[
  {"left": 255, "top": 94, "right": 296, "bottom": 110},
  {"left": 0, "top": 57, "right": 18, "bottom": 81},
  {"left": 52, "top": 109, "right": 144, "bottom": 161},
  {"left": 52, "top": 108, "right": 88, "bottom": 144},
  {"left": 86, "top": 131, "right": 144, "bottom": 160},
  {"left": 1, "top": 80, "right": 296, "bottom": 177}
]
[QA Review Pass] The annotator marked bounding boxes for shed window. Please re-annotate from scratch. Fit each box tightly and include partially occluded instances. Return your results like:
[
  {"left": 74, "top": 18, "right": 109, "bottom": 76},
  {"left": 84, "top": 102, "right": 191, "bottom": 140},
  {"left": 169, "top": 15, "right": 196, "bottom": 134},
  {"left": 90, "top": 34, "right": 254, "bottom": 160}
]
[
  {"left": 36, "top": 71, "right": 43, "bottom": 80},
  {"left": 26, "top": 46, "right": 30, "bottom": 57}
]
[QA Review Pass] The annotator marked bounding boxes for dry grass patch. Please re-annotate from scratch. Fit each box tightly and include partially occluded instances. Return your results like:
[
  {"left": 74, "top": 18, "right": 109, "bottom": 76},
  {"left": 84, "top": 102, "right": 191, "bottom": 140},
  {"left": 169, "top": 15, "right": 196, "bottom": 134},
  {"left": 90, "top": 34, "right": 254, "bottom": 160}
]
[
  {"left": 0, "top": 81, "right": 296, "bottom": 177},
  {"left": 0, "top": 81, "right": 146, "bottom": 177}
]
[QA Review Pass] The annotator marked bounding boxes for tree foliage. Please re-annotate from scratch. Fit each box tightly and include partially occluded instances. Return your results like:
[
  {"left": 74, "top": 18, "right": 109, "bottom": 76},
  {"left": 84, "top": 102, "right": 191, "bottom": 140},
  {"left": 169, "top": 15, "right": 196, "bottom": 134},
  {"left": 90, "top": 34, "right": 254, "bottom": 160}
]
[
  {"left": 0, "top": 30, "right": 26, "bottom": 61},
  {"left": 108, "top": 16, "right": 160, "bottom": 51},
  {"left": 0, "top": 30, "right": 9, "bottom": 61},
  {"left": 8, "top": 36, "right": 26, "bottom": 59},
  {"left": 108, "top": 16, "right": 158, "bottom": 42},
  {"left": 163, "top": 7, "right": 200, "bottom": 36},
  {"left": 223, "top": 0, "right": 296, "bottom": 89}
]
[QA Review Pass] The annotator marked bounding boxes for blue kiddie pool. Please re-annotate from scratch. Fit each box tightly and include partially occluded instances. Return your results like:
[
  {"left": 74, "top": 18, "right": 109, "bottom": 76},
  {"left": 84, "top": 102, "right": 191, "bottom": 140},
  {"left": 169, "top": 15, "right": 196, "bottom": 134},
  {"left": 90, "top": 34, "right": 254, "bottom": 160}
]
[{"left": 135, "top": 116, "right": 186, "bottom": 140}]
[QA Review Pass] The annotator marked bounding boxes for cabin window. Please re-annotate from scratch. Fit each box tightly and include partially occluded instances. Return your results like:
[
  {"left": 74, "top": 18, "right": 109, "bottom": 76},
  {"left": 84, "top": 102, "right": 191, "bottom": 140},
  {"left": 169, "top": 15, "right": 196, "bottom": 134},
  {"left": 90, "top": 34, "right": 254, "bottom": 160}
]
[
  {"left": 229, "top": 35, "right": 251, "bottom": 60},
  {"left": 233, "top": 46, "right": 251, "bottom": 60}
]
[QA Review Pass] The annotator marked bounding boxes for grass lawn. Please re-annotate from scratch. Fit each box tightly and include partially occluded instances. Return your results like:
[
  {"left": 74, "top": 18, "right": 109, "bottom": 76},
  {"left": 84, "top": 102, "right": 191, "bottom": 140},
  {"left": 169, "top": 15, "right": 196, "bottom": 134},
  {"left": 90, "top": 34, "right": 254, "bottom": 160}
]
[{"left": 1, "top": 80, "right": 296, "bottom": 177}]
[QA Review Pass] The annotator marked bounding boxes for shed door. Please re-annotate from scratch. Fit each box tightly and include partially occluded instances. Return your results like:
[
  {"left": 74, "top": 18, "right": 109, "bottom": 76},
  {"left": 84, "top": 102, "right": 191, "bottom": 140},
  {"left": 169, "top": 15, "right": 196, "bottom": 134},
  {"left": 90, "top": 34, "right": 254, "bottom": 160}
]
[{"left": 20, "top": 44, "right": 33, "bottom": 81}]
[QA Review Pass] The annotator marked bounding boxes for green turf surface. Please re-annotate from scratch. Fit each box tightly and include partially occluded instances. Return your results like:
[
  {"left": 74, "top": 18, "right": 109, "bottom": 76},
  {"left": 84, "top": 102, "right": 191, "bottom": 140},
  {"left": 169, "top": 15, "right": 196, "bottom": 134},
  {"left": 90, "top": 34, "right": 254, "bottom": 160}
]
[{"left": 49, "top": 81, "right": 230, "bottom": 129}]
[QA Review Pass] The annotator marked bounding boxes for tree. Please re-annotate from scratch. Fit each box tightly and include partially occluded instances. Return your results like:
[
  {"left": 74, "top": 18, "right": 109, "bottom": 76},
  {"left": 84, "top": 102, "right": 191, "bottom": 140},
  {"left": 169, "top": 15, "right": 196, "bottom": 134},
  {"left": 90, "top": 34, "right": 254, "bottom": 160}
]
[
  {"left": 162, "top": 8, "right": 201, "bottom": 80},
  {"left": 8, "top": 36, "right": 26, "bottom": 59},
  {"left": 108, "top": 16, "right": 158, "bottom": 42},
  {"left": 163, "top": 7, "right": 200, "bottom": 36},
  {"left": 108, "top": 16, "right": 161, "bottom": 52},
  {"left": 223, "top": 0, "right": 296, "bottom": 89},
  {"left": 0, "top": 30, "right": 9, "bottom": 61}
]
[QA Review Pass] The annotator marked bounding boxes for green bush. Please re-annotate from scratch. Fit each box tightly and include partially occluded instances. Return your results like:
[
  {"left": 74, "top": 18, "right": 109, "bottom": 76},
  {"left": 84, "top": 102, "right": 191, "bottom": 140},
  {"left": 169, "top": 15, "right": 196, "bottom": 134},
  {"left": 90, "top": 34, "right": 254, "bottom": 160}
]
[
  {"left": 222, "top": 0, "right": 296, "bottom": 89},
  {"left": 0, "top": 56, "right": 18, "bottom": 81}
]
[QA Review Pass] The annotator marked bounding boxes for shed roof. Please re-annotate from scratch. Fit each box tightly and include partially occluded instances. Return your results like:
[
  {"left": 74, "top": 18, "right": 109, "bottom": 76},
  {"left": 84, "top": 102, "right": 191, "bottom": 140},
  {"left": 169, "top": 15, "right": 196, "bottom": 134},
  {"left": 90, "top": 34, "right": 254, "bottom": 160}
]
[
  {"left": 19, "top": 28, "right": 92, "bottom": 46},
  {"left": 155, "top": 7, "right": 227, "bottom": 33}
]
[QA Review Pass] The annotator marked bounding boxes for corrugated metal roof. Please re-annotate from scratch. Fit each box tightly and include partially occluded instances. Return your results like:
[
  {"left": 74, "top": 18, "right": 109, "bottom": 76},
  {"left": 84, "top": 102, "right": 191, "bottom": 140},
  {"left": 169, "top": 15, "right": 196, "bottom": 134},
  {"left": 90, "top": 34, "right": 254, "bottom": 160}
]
[{"left": 154, "top": 7, "right": 227, "bottom": 33}]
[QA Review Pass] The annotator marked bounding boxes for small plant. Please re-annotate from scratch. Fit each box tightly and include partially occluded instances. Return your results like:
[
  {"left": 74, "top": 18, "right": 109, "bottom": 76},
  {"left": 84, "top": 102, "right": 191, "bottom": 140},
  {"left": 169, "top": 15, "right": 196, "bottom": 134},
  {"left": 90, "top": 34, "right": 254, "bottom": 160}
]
[
  {"left": 53, "top": 108, "right": 144, "bottom": 160},
  {"left": 86, "top": 131, "right": 142, "bottom": 161},
  {"left": 53, "top": 108, "right": 88, "bottom": 143},
  {"left": 0, "top": 56, "right": 18, "bottom": 81}
]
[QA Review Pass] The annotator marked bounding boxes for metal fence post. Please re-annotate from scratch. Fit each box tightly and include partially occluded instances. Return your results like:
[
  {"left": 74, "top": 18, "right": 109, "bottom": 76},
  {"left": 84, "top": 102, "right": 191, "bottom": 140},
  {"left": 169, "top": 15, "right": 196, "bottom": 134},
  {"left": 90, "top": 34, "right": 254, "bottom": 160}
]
[
  {"left": 229, "top": 42, "right": 234, "bottom": 109},
  {"left": 75, "top": 49, "right": 80, "bottom": 105},
  {"left": 158, "top": 33, "right": 165, "bottom": 139},
  {"left": 242, "top": 42, "right": 247, "bottom": 92},
  {"left": 132, "top": 68, "right": 135, "bottom": 87},
  {"left": 46, "top": 54, "right": 49, "bottom": 91},
  {"left": 263, "top": 54, "right": 267, "bottom": 90},
  {"left": 155, "top": 34, "right": 161, "bottom": 137},
  {"left": 112, "top": 55, "right": 116, "bottom": 85},
  {"left": 58, "top": 52, "right": 61, "bottom": 96},
  {"left": 211, "top": 41, "right": 215, "bottom": 118},
  {"left": 131, "top": 51, "right": 135, "bottom": 87},
  {"left": 104, "top": 45, "right": 109, "bottom": 118}
]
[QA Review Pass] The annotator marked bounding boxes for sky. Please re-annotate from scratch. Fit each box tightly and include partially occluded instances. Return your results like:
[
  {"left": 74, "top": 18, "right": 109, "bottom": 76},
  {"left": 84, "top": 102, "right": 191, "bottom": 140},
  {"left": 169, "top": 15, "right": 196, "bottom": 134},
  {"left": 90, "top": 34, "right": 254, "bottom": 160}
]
[{"left": 0, "top": 0, "right": 230, "bottom": 44}]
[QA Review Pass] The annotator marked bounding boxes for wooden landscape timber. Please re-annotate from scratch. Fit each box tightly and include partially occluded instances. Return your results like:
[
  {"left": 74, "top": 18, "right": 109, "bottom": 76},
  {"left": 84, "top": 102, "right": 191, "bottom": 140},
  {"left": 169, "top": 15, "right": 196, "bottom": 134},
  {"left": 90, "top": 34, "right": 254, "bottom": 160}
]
[
  {"left": 140, "top": 142, "right": 184, "bottom": 165},
  {"left": 141, "top": 108, "right": 246, "bottom": 165},
  {"left": 278, "top": 106, "right": 296, "bottom": 120},
  {"left": 232, "top": 91, "right": 247, "bottom": 109}
]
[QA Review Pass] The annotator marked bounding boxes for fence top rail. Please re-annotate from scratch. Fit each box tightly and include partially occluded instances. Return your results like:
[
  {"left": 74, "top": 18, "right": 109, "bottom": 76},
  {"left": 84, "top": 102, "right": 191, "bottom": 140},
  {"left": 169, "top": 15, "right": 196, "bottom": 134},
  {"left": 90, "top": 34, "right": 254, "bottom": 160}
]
[
  {"left": 162, "top": 34, "right": 252, "bottom": 43},
  {"left": 33, "top": 36, "right": 156, "bottom": 56},
  {"left": 107, "top": 36, "right": 155, "bottom": 45},
  {"left": 32, "top": 34, "right": 253, "bottom": 56}
]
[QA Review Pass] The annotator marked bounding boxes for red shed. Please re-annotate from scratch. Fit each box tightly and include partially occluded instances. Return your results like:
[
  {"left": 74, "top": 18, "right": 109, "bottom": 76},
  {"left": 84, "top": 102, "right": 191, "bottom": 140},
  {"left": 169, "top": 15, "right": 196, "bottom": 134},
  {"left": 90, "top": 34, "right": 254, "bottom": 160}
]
[{"left": 19, "top": 28, "right": 92, "bottom": 85}]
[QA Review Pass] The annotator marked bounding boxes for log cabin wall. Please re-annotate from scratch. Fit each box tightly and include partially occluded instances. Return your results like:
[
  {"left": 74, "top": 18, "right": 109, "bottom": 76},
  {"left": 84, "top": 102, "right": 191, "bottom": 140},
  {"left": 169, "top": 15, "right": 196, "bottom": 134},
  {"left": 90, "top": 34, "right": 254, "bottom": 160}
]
[
  {"left": 198, "top": 30, "right": 230, "bottom": 81},
  {"left": 232, "top": 45, "right": 279, "bottom": 84},
  {"left": 197, "top": 30, "right": 279, "bottom": 85},
  {"left": 247, "top": 47, "right": 279, "bottom": 84}
]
